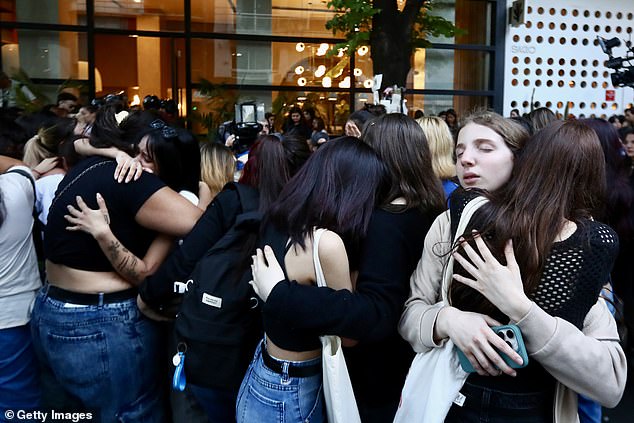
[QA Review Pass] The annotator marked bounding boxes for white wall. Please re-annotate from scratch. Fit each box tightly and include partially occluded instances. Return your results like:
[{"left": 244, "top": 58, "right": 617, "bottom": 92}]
[{"left": 503, "top": 0, "right": 634, "bottom": 117}]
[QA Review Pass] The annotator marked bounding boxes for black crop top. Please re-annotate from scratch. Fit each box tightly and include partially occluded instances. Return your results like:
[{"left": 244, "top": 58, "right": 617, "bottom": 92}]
[
  {"left": 45, "top": 157, "right": 165, "bottom": 271},
  {"left": 260, "top": 224, "right": 323, "bottom": 352}
]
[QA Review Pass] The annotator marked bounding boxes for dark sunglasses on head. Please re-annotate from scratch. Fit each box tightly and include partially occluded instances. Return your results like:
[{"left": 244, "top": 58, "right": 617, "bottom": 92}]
[{"left": 149, "top": 119, "right": 178, "bottom": 139}]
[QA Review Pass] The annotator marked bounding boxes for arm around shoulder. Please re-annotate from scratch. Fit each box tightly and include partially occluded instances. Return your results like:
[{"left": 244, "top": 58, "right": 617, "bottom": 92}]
[
  {"left": 398, "top": 211, "right": 451, "bottom": 352},
  {"left": 136, "top": 186, "right": 203, "bottom": 237}
]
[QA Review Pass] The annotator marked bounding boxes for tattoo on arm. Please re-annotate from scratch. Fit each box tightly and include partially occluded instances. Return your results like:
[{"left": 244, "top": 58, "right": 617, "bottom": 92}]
[{"left": 106, "top": 239, "right": 142, "bottom": 283}]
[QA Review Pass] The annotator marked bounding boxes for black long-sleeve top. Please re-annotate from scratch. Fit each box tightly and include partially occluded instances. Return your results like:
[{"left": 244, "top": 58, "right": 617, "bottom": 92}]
[
  {"left": 262, "top": 206, "right": 437, "bottom": 406},
  {"left": 138, "top": 188, "right": 242, "bottom": 309}
]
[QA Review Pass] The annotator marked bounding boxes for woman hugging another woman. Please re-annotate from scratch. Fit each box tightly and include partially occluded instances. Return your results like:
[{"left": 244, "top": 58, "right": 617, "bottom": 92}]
[
  {"left": 400, "top": 113, "right": 626, "bottom": 422},
  {"left": 237, "top": 137, "right": 387, "bottom": 423}
]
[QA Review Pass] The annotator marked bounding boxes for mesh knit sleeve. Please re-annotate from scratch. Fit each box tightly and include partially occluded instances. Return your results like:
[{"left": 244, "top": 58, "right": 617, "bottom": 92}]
[{"left": 532, "top": 221, "right": 619, "bottom": 329}]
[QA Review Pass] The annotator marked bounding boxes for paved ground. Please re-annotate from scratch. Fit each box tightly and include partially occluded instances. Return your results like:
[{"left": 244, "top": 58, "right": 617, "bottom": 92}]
[{"left": 602, "top": 350, "right": 634, "bottom": 422}]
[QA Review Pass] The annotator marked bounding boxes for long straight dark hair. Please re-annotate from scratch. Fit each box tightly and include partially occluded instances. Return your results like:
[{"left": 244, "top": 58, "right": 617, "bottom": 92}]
[
  {"left": 361, "top": 113, "right": 445, "bottom": 215},
  {"left": 266, "top": 137, "right": 386, "bottom": 266},
  {"left": 450, "top": 120, "right": 607, "bottom": 315}
]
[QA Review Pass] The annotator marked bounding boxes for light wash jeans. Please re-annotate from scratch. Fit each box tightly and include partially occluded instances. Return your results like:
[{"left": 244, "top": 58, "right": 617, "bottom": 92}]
[
  {"left": 30, "top": 287, "right": 166, "bottom": 423},
  {"left": 236, "top": 340, "right": 324, "bottom": 423}
]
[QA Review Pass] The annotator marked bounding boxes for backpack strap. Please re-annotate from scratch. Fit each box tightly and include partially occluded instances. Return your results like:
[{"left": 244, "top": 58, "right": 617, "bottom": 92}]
[{"left": 6, "top": 168, "right": 36, "bottom": 212}]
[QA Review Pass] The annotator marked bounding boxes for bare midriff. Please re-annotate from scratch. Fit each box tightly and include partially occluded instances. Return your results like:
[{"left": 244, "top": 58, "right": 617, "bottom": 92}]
[
  {"left": 46, "top": 260, "right": 134, "bottom": 294},
  {"left": 266, "top": 338, "right": 321, "bottom": 362}
]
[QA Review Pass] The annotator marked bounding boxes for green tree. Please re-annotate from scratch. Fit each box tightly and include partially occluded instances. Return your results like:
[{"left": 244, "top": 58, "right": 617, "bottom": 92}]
[{"left": 326, "top": 0, "right": 461, "bottom": 90}]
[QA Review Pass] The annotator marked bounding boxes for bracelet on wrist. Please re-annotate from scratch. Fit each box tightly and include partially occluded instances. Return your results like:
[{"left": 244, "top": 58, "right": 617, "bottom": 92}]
[{"left": 31, "top": 168, "right": 41, "bottom": 177}]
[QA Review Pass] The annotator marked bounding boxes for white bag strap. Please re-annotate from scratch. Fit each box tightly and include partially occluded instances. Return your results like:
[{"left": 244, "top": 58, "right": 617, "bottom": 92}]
[
  {"left": 441, "top": 196, "right": 489, "bottom": 303},
  {"left": 312, "top": 228, "right": 328, "bottom": 288}
]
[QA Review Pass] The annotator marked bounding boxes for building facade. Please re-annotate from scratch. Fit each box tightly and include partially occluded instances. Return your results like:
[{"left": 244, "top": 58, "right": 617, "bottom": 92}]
[{"left": 5, "top": 1, "right": 630, "bottom": 130}]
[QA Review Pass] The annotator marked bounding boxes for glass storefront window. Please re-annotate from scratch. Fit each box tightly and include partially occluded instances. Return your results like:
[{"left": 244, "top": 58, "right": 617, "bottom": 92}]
[
  {"left": 190, "top": 88, "right": 349, "bottom": 137},
  {"left": 0, "top": 0, "right": 84, "bottom": 26},
  {"left": 430, "top": 0, "right": 494, "bottom": 46},
  {"left": 94, "top": 34, "right": 186, "bottom": 108},
  {"left": 1, "top": 30, "right": 85, "bottom": 80},
  {"left": 94, "top": 0, "right": 184, "bottom": 32},
  {"left": 191, "top": 0, "right": 334, "bottom": 37},
  {"left": 407, "top": 94, "right": 492, "bottom": 116},
  {"left": 354, "top": 47, "right": 492, "bottom": 91},
  {"left": 191, "top": 39, "right": 350, "bottom": 89}
]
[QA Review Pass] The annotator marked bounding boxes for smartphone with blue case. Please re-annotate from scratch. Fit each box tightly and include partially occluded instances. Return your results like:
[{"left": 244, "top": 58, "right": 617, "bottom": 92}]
[{"left": 455, "top": 324, "right": 529, "bottom": 373}]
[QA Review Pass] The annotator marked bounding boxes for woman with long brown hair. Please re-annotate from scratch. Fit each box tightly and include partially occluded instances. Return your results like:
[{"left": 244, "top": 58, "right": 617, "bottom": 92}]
[{"left": 401, "top": 117, "right": 626, "bottom": 422}]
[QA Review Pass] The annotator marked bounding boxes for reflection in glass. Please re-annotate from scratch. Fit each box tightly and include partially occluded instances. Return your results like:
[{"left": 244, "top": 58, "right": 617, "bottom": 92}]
[
  {"left": 191, "top": 40, "right": 351, "bottom": 89},
  {"left": 94, "top": 0, "right": 184, "bottom": 32},
  {"left": 356, "top": 47, "right": 491, "bottom": 91},
  {"left": 191, "top": 0, "right": 333, "bottom": 37},
  {"left": 1, "top": 0, "right": 84, "bottom": 25},
  {"left": 1, "top": 30, "right": 84, "bottom": 80}
]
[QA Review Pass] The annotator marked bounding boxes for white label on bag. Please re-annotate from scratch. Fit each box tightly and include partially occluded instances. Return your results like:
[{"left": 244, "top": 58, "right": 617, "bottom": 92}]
[
  {"left": 202, "top": 293, "right": 222, "bottom": 308},
  {"left": 453, "top": 392, "right": 466, "bottom": 407}
]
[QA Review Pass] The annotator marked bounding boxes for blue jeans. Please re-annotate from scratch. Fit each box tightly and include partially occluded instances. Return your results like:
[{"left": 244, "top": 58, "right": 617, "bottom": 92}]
[
  {"left": 445, "top": 382, "right": 553, "bottom": 423},
  {"left": 30, "top": 287, "right": 166, "bottom": 423},
  {"left": 0, "top": 324, "right": 40, "bottom": 421},
  {"left": 236, "top": 341, "right": 324, "bottom": 423}
]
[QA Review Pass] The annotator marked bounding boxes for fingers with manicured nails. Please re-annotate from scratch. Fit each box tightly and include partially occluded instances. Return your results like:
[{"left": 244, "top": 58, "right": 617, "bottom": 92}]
[
  {"left": 480, "top": 335, "right": 517, "bottom": 376},
  {"left": 263, "top": 245, "right": 277, "bottom": 263},
  {"left": 116, "top": 161, "right": 127, "bottom": 182},
  {"left": 75, "top": 195, "right": 89, "bottom": 211},
  {"left": 255, "top": 248, "right": 265, "bottom": 268},
  {"left": 124, "top": 161, "right": 137, "bottom": 183},
  {"left": 134, "top": 162, "right": 143, "bottom": 181},
  {"left": 64, "top": 214, "right": 81, "bottom": 230},
  {"left": 66, "top": 204, "right": 81, "bottom": 218},
  {"left": 96, "top": 193, "right": 108, "bottom": 211},
  {"left": 490, "top": 331, "right": 524, "bottom": 366}
]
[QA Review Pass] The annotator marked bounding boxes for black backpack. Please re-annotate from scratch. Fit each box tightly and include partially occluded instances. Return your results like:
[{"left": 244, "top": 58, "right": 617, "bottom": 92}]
[{"left": 174, "top": 182, "right": 263, "bottom": 390}]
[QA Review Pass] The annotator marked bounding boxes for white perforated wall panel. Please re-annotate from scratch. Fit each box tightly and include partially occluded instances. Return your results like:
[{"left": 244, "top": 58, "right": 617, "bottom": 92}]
[{"left": 503, "top": 0, "right": 634, "bottom": 117}]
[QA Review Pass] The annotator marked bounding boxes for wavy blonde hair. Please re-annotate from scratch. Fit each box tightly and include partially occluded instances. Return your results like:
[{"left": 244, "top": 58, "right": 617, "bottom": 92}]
[
  {"left": 200, "top": 143, "right": 235, "bottom": 198},
  {"left": 22, "top": 119, "right": 75, "bottom": 168},
  {"left": 416, "top": 116, "right": 456, "bottom": 180}
]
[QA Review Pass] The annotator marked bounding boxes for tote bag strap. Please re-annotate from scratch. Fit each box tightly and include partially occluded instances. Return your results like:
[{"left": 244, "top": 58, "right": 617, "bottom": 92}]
[
  {"left": 441, "top": 196, "right": 489, "bottom": 303},
  {"left": 312, "top": 228, "right": 328, "bottom": 288}
]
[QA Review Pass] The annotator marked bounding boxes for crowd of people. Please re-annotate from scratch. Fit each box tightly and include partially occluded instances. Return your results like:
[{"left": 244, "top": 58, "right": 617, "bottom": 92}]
[{"left": 0, "top": 93, "right": 633, "bottom": 423}]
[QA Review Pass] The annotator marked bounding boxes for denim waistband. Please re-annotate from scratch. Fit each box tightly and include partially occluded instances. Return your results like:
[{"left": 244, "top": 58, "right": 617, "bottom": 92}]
[
  {"left": 261, "top": 346, "right": 322, "bottom": 378},
  {"left": 45, "top": 284, "right": 137, "bottom": 306}
]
